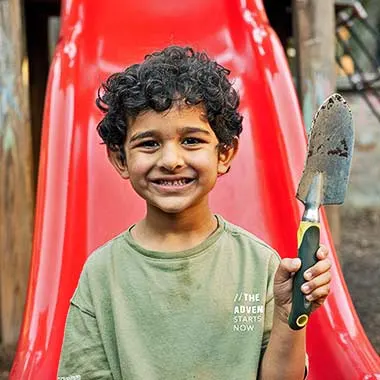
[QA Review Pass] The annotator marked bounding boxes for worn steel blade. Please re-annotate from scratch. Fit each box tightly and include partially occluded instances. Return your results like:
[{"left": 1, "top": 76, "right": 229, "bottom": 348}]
[{"left": 297, "top": 93, "right": 354, "bottom": 205}]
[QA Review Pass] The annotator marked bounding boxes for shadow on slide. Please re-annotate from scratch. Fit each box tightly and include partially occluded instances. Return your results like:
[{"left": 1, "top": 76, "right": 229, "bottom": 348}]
[{"left": 10, "top": 0, "right": 380, "bottom": 378}]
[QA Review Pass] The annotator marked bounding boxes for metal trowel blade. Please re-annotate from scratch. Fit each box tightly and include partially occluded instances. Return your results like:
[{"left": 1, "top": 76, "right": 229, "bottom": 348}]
[{"left": 297, "top": 93, "right": 354, "bottom": 206}]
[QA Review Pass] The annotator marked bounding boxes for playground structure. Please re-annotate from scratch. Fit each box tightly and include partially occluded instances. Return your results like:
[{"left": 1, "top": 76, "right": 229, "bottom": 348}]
[{"left": 10, "top": 0, "right": 380, "bottom": 378}]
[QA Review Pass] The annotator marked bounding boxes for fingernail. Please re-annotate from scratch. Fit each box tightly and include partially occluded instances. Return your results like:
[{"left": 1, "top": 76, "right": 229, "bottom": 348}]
[
  {"left": 302, "top": 284, "right": 310, "bottom": 292},
  {"left": 305, "top": 271, "right": 312, "bottom": 280},
  {"left": 292, "top": 259, "right": 300, "bottom": 269},
  {"left": 306, "top": 294, "right": 313, "bottom": 301}
]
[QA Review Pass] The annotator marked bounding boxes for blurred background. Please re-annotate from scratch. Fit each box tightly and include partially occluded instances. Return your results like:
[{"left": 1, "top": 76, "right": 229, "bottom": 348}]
[{"left": 0, "top": 0, "right": 379, "bottom": 377}]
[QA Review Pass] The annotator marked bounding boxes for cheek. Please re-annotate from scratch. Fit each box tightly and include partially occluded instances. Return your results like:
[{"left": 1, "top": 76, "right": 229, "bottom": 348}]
[
  {"left": 189, "top": 151, "right": 219, "bottom": 177},
  {"left": 191, "top": 148, "right": 218, "bottom": 165},
  {"left": 127, "top": 156, "right": 152, "bottom": 179}
]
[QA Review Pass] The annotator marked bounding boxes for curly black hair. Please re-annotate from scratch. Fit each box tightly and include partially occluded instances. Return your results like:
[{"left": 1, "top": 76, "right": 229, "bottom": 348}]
[{"left": 96, "top": 46, "right": 243, "bottom": 163}]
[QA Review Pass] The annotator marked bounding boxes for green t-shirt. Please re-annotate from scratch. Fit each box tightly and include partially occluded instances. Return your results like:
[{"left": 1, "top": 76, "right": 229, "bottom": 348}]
[{"left": 58, "top": 215, "right": 281, "bottom": 380}]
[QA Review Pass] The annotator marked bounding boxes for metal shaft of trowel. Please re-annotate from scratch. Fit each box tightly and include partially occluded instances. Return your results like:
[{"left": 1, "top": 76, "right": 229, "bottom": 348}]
[{"left": 301, "top": 173, "right": 324, "bottom": 223}]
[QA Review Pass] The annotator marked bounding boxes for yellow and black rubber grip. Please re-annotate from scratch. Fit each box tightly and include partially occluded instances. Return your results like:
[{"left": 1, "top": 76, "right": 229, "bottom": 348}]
[{"left": 288, "top": 221, "right": 320, "bottom": 330}]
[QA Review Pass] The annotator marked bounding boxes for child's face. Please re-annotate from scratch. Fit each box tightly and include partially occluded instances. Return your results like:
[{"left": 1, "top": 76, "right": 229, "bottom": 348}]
[{"left": 109, "top": 105, "right": 237, "bottom": 215}]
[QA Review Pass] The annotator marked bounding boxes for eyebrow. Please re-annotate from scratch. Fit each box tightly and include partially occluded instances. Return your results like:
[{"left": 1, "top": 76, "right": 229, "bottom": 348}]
[
  {"left": 129, "top": 127, "right": 211, "bottom": 143},
  {"left": 129, "top": 130, "right": 157, "bottom": 143},
  {"left": 179, "top": 127, "right": 211, "bottom": 136}
]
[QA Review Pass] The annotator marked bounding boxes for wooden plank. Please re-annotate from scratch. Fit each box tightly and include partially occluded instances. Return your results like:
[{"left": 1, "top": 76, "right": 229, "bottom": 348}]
[
  {"left": 292, "top": 0, "right": 342, "bottom": 249},
  {"left": 0, "top": 0, "right": 34, "bottom": 344}
]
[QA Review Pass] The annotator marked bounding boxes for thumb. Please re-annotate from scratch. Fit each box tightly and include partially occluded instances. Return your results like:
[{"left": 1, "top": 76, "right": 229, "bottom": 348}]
[{"left": 275, "top": 258, "right": 301, "bottom": 284}]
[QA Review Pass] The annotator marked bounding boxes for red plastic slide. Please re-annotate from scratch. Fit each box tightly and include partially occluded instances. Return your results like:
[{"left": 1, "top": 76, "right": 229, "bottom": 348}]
[{"left": 10, "top": 0, "right": 380, "bottom": 378}]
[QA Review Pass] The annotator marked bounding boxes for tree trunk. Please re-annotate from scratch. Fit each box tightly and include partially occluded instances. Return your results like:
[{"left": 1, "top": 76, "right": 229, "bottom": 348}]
[{"left": 292, "top": 0, "right": 341, "bottom": 249}]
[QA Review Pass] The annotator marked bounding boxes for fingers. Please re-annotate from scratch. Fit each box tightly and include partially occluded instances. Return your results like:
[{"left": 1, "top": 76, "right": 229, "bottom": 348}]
[
  {"left": 301, "top": 271, "right": 331, "bottom": 301},
  {"left": 303, "top": 257, "right": 332, "bottom": 281},
  {"left": 274, "top": 258, "right": 301, "bottom": 283},
  {"left": 301, "top": 245, "right": 332, "bottom": 303},
  {"left": 306, "top": 284, "right": 330, "bottom": 303},
  {"left": 274, "top": 245, "right": 332, "bottom": 312},
  {"left": 316, "top": 244, "right": 329, "bottom": 260}
]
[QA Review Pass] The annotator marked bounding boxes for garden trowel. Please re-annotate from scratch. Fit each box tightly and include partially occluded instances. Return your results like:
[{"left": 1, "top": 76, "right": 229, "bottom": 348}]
[{"left": 288, "top": 93, "right": 354, "bottom": 330}]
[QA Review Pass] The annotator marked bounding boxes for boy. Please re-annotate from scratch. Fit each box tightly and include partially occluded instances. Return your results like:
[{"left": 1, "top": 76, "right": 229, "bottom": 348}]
[{"left": 58, "top": 46, "right": 331, "bottom": 380}]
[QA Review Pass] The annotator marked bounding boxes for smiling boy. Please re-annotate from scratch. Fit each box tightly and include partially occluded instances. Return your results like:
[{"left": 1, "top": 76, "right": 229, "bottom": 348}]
[{"left": 58, "top": 46, "right": 331, "bottom": 380}]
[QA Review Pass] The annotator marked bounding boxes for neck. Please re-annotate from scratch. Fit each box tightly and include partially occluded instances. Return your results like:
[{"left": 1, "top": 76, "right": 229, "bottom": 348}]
[
  {"left": 149, "top": 206, "right": 214, "bottom": 233},
  {"left": 133, "top": 199, "right": 218, "bottom": 252}
]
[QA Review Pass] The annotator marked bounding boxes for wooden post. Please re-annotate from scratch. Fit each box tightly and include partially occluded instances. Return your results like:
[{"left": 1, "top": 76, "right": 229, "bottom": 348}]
[
  {"left": 292, "top": 0, "right": 342, "bottom": 249},
  {"left": 0, "top": 0, "right": 34, "bottom": 344}
]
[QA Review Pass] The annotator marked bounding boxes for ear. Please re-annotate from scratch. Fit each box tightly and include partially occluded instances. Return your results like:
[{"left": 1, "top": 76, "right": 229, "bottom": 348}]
[
  {"left": 217, "top": 137, "right": 239, "bottom": 176},
  {"left": 108, "top": 149, "right": 129, "bottom": 179}
]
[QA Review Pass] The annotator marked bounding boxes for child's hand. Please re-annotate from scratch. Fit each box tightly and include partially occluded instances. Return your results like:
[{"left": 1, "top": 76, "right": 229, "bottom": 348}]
[{"left": 273, "top": 246, "right": 332, "bottom": 323}]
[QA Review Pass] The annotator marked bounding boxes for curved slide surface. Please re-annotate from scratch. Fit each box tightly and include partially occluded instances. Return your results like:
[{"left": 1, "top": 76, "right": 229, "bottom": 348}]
[{"left": 11, "top": 0, "right": 380, "bottom": 378}]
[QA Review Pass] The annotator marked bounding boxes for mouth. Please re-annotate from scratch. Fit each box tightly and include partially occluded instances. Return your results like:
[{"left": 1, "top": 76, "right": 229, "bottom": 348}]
[{"left": 151, "top": 178, "right": 195, "bottom": 187}]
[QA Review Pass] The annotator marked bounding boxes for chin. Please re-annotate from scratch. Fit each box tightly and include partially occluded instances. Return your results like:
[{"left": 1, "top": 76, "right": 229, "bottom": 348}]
[
  {"left": 150, "top": 200, "right": 198, "bottom": 215},
  {"left": 156, "top": 205, "right": 190, "bottom": 214}
]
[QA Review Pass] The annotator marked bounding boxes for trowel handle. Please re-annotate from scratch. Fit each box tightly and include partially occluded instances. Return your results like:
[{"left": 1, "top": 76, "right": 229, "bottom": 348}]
[{"left": 288, "top": 221, "right": 320, "bottom": 330}]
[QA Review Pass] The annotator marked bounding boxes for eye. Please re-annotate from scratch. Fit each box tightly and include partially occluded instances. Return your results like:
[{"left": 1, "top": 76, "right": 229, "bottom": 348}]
[
  {"left": 182, "top": 137, "right": 204, "bottom": 146},
  {"left": 137, "top": 140, "right": 159, "bottom": 149}
]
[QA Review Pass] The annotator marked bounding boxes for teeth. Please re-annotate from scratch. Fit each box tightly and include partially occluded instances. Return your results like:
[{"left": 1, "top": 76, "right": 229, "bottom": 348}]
[{"left": 158, "top": 179, "right": 191, "bottom": 186}]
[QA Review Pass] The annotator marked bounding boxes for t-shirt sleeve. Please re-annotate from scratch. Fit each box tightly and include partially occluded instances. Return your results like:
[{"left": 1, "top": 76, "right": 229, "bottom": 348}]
[
  {"left": 58, "top": 268, "right": 113, "bottom": 380},
  {"left": 260, "top": 252, "right": 280, "bottom": 357}
]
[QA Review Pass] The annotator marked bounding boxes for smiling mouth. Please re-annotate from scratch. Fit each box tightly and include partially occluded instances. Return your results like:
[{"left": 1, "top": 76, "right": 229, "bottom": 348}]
[{"left": 152, "top": 178, "right": 195, "bottom": 186}]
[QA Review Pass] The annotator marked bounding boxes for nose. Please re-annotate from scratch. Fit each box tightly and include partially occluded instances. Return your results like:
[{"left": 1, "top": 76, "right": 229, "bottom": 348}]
[{"left": 157, "top": 143, "right": 185, "bottom": 172}]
